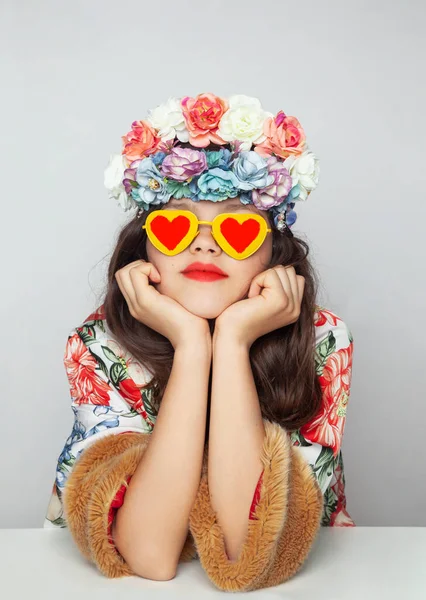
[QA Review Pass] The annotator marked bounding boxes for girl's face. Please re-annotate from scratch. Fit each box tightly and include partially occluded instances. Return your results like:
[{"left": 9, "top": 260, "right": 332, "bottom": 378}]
[{"left": 146, "top": 197, "right": 274, "bottom": 319}]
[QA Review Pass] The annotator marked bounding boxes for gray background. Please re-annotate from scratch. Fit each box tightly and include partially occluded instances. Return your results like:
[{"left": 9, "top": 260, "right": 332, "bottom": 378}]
[{"left": 0, "top": 0, "right": 425, "bottom": 528}]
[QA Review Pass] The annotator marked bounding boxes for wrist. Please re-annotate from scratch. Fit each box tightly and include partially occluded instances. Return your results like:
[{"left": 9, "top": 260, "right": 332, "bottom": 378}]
[
  {"left": 212, "top": 329, "right": 250, "bottom": 354},
  {"left": 175, "top": 333, "right": 212, "bottom": 358}
]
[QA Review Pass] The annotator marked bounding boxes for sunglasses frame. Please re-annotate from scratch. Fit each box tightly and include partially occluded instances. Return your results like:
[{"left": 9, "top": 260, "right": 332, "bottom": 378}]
[{"left": 142, "top": 209, "right": 272, "bottom": 260}]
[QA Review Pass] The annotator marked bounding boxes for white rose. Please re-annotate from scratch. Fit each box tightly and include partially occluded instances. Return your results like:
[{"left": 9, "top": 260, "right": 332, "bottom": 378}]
[
  {"left": 284, "top": 150, "right": 320, "bottom": 201},
  {"left": 104, "top": 154, "right": 136, "bottom": 211},
  {"left": 217, "top": 94, "right": 273, "bottom": 151},
  {"left": 146, "top": 96, "right": 189, "bottom": 142}
]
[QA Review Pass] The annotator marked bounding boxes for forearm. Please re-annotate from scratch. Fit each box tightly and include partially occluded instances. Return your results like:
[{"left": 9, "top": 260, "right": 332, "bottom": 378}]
[
  {"left": 113, "top": 336, "right": 211, "bottom": 576},
  {"left": 208, "top": 334, "right": 266, "bottom": 561}
]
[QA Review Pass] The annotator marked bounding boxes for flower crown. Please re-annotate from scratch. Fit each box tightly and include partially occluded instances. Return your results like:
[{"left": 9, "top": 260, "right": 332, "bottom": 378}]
[{"left": 104, "top": 93, "right": 320, "bottom": 231}]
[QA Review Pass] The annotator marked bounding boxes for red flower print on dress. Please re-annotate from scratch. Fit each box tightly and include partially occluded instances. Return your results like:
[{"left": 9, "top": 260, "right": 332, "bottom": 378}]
[
  {"left": 329, "top": 460, "right": 355, "bottom": 527},
  {"left": 118, "top": 378, "right": 145, "bottom": 414},
  {"left": 104, "top": 338, "right": 154, "bottom": 422},
  {"left": 64, "top": 333, "right": 111, "bottom": 405},
  {"left": 314, "top": 306, "right": 340, "bottom": 328},
  {"left": 85, "top": 305, "right": 106, "bottom": 321},
  {"left": 300, "top": 342, "right": 353, "bottom": 457}
]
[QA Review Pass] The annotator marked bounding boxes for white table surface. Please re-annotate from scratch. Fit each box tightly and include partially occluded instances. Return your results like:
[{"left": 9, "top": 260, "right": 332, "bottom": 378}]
[{"left": 1, "top": 527, "right": 425, "bottom": 599}]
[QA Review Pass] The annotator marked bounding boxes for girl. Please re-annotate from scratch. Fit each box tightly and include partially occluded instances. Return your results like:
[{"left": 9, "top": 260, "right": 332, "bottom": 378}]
[{"left": 44, "top": 93, "right": 354, "bottom": 592}]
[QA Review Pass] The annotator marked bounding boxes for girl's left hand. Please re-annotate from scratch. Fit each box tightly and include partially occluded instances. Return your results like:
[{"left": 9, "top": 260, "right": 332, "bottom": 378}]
[{"left": 214, "top": 265, "right": 305, "bottom": 348}]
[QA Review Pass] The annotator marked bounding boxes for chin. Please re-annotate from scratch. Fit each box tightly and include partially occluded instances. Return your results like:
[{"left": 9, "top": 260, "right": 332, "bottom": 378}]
[{"left": 181, "top": 299, "right": 227, "bottom": 320}]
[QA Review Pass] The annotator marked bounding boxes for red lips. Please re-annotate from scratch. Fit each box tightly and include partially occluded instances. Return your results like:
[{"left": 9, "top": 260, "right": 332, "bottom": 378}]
[{"left": 181, "top": 262, "right": 228, "bottom": 276}]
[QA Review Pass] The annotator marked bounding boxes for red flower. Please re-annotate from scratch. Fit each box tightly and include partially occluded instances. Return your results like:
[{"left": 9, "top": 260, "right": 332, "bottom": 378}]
[
  {"left": 181, "top": 93, "right": 228, "bottom": 147},
  {"left": 314, "top": 306, "right": 340, "bottom": 328},
  {"left": 64, "top": 333, "right": 111, "bottom": 405},
  {"left": 118, "top": 378, "right": 144, "bottom": 414},
  {"left": 85, "top": 304, "right": 106, "bottom": 321},
  {"left": 121, "top": 120, "right": 161, "bottom": 161},
  {"left": 300, "top": 343, "right": 353, "bottom": 457}
]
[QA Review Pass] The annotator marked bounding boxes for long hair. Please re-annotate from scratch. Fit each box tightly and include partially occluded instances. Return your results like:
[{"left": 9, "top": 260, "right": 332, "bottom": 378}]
[{"left": 101, "top": 199, "right": 323, "bottom": 434}]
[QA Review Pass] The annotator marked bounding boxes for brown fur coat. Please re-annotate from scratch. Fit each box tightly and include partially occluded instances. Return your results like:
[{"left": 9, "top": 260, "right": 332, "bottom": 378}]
[{"left": 63, "top": 418, "right": 323, "bottom": 592}]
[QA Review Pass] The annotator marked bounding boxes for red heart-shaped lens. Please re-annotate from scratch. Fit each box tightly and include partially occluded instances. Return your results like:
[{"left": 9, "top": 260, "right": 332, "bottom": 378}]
[
  {"left": 220, "top": 218, "right": 261, "bottom": 253},
  {"left": 150, "top": 214, "right": 191, "bottom": 251}
]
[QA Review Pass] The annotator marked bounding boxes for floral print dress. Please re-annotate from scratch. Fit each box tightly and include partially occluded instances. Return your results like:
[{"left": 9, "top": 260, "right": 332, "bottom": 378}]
[{"left": 44, "top": 304, "right": 355, "bottom": 530}]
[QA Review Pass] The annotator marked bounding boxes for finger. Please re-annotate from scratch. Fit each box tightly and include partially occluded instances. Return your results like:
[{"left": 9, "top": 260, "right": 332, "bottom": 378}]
[
  {"left": 123, "top": 259, "right": 161, "bottom": 282},
  {"left": 116, "top": 261, "right": 160, "bottom": 314},
  {"left": 285, "top": 266, "right": 305, "bottom": 306},
  {"left": 115, "top": 267, "right": 138, "bottom": 314},
  {"left": 275, "top": 266, "right": 305, "bottom": 317},
  {"left": 248, "top": 267, "right": 288, "bottom": 301},
  {"left": 297, "top": 274, "right": 305, "bottom": 302},
  {"left": 277, "top": 266, "right": 298, "bottom": 307},
  {"left": 270, "top": 266, "right": 296, "bottom": 309},
  {"left": 128, "top": 263, "right": 162, "bottom": 307}
]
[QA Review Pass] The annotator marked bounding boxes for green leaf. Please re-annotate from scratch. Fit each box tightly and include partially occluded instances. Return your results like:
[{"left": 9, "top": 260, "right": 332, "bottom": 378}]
[
  {"left": 96, "top": 319, "right": 106, "bottom": 333},
  {"left": 142, "top": 390, "right": 159, "bottom": 419},
  {"left": 321, "top": 486, "right": 338, "bottom": 526},
  {"left": 87, "top": 348, "right": 109, "bottom": 380},
  {"left": 60, "top": 457, "right": 76, "bottom": 469},
  {"left": 77, "top": 326, "right": 97, "bottom": 347},
  {"left": 312, "top": 446, "right": 335, "bottom": 490},
  {"left": 50, "top": 517, "right": 67, "bottom": 528},
  {"left": 110, "top": 362, "right": 127, "bottom": 386},
  {"left": 315, "top": 331, "right": 336, "bottom": 376},
  {"left": 290, "top": 430, "right": 313, "bottom": 447},
  {"left": 101, "top": 345, "right": 120, "bottom": 363}
]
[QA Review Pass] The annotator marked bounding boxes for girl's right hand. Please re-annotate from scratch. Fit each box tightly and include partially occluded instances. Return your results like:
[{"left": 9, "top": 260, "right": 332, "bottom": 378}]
[{"left": 114, "top": 259, "right": 211, "bottom": 350}]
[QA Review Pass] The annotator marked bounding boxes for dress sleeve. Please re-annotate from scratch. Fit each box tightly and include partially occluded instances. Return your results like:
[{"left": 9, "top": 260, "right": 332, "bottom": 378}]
[
  {"left": 247, "top": 311, "right": 355, "bottom": 528},
  {"left": 188, "top": 419, "right": 324, "bottom": 592},
  {"left": 45, "top": 327, "right": 196, "bottom": 578},
  {"left": 296, "top": 313, "right": 355, "bottom": 526}
]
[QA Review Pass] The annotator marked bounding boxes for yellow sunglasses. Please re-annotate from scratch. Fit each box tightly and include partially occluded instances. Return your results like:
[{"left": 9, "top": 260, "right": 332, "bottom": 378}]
[{"left": 142, "top": 209, "right": 272, "bottom": 260}]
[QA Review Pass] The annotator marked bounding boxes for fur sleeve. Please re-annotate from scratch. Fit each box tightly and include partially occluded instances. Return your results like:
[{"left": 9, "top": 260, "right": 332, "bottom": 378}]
[
  {"left": 188, "top": 419, "right": 323, "bottom": 592},
  {"left": 63, "top": 431, "right": 197, "bottom": 578}
]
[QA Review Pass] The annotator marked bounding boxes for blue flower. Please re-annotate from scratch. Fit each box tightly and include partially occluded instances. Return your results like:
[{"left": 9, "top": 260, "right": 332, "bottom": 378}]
[
  {"left": 286, "top": 209, "right": 297, "bottom": 226},
  {"left": 93, "top": 405, "right": 113, "bottom": 416},
  {"left": 151, "top": 151, "right": 166, "bottom": 166},
  {"left": 239, "top": 191, "right": 253, "bottom": 205},
  {"left": 272, "top": 201, "right": 298, "bottom": 229},
  {"left": 135, "top": 157, "right": 172, "bottom": 205},
  {"left": 88, "top": 417, "right": 120, "bottom": 436},
  {"left": 205, "top": 149, "right": 232, "bottom": 170},
  {"left": 196, "top": 168, "right": 240, "bottom": 202},
  {"left": 56, "top": 469, "right": 67, "bottom": 489},
  {"left": 286, "top": 183, "right": 302, "bottom": 202},
  {"left": 232, "top": 151, "right": 274, "bottom": 191}
]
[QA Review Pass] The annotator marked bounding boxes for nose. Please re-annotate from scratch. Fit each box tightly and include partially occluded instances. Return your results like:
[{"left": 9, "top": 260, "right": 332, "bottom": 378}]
[{"left": 188, "top": 223, "right": 221, "bottom": 256}]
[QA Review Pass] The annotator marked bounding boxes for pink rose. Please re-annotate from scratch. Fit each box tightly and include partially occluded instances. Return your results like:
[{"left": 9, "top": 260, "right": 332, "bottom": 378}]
[
  {"left": 181, "top": 93, "right": 228, "bottom": 147},
  {"left": 254, "top": 111, "right": 306, "bottom": 159},
  {"left": 122, "top": 120, "right": 161, "bottom": 161},
  {"left": 161, "top": 147, "right": 207, "bottom": 181}
]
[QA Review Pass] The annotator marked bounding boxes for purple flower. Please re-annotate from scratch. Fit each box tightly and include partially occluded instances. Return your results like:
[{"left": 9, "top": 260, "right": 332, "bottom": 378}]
[
  {"left": 122, "top": 158, "right": 143, "bottom": 194},
  {"left": 160, "top": 147, "right": 207, "bottom": 182},
  {"left": 252, "top": 156, "right": 292, "bottom": 209}
]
